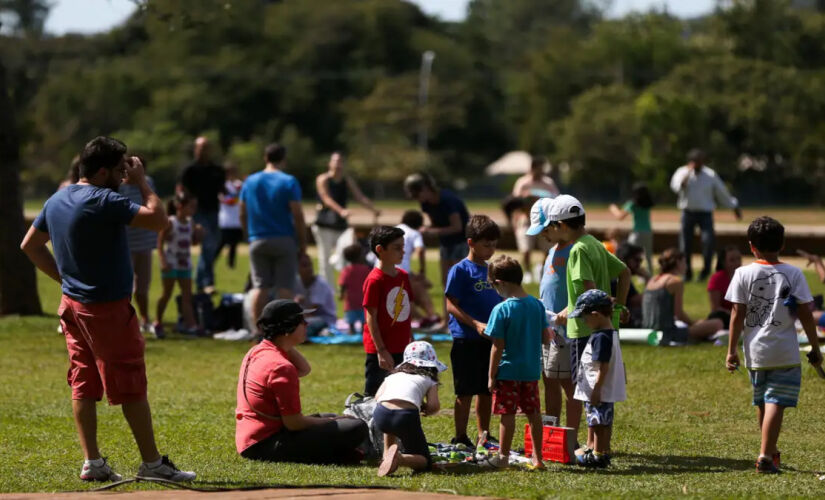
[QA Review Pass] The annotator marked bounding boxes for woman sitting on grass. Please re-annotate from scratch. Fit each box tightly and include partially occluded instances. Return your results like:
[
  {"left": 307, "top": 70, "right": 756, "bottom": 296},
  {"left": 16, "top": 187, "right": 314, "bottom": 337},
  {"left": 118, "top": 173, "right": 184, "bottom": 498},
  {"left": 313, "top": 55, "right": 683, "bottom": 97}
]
[
  {"left": 642, "top": 248, "right": 724, "bottom": 344},
  {"left": 706, "top": 245, "right": 742, "bottom": 327},
  {"left": 235, "top": 299, "right": 368, "bottom": 464}
]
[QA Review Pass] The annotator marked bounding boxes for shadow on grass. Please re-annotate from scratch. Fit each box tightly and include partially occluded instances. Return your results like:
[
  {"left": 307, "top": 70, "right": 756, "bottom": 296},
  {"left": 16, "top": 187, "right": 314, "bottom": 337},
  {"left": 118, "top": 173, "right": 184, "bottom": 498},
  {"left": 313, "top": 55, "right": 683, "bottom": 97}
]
[{"left": 566, "top": 453, "right": 754, "bottom": 475}]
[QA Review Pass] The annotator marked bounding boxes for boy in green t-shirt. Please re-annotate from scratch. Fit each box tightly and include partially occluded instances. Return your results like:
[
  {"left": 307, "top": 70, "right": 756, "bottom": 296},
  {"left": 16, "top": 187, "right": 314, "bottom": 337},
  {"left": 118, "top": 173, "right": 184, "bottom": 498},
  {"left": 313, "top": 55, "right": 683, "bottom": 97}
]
[{"left": 552, "top": 195, "right": 630, "bottom": 453}]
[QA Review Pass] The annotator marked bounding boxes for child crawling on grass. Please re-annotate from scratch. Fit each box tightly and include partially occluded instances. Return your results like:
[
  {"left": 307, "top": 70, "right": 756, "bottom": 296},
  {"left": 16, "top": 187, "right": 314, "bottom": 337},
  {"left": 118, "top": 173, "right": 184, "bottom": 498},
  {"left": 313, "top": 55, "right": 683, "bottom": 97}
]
[{"left": 374, "top": 341, "right": 447, "bottom": 476}]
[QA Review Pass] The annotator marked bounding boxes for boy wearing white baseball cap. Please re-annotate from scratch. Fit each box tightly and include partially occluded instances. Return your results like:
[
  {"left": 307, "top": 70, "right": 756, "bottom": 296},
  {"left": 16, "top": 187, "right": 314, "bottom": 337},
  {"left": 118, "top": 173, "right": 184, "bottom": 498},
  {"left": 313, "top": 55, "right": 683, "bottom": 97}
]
[{"left": 551, "top": 195, "right": 631, "bottom": 455}]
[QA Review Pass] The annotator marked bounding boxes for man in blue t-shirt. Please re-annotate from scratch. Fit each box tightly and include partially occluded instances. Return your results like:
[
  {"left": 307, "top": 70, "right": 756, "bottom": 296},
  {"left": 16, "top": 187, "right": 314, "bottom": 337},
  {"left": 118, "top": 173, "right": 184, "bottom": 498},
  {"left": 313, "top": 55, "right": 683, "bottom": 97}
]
[
  {"left": 239, "top": 143, "right": 308, "bottom": 333},
  {"left": 404, "top": 172, "right": 470, "bottom": 328},
  {"left": 444, "top": 215, "right": 502, "bottom": 448},
  {"left": 21, "top": 136, "right": 196, "bottom": 483}
]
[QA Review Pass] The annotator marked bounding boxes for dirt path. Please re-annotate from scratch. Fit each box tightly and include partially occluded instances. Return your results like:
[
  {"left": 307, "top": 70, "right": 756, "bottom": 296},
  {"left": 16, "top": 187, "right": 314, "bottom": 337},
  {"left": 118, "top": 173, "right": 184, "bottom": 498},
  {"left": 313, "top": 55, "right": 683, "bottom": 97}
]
[{"left": 0, "top": 488, "right": 493, "bottom": 500}]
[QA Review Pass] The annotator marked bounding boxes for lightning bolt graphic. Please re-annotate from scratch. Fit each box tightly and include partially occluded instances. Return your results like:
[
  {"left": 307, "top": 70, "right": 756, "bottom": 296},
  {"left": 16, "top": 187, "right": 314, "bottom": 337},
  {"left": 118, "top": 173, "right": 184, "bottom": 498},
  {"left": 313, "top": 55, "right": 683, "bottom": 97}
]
[{"left": 391, "top": 288, "right": 406, "bottom": 325}]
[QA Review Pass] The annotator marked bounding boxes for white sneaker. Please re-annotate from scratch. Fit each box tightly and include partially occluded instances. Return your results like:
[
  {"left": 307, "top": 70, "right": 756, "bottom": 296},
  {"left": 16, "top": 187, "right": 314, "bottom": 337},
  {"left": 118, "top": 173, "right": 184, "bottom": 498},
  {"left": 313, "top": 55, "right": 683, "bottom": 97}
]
[
  {"left": 137, "top": 455, "right": 196, "bottom": 482},
  {"left": 79, "top": 458, "right": 122, "bottom": 482}
]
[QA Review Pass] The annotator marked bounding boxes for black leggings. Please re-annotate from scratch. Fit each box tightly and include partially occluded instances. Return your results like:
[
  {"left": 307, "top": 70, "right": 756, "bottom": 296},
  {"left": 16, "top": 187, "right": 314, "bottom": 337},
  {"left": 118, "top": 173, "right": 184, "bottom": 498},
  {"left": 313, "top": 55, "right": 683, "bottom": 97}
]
[
  {"left": 240, "top": 414, "right": 368, "bottom": 464},
  {"left": 218, "top": 228, "right": 244, "bottom": 268}
]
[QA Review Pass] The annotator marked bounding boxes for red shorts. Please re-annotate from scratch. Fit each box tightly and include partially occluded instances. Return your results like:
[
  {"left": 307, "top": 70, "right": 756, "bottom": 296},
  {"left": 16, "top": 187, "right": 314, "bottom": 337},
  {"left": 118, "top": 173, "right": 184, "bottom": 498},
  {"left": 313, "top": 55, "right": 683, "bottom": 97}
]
[
  {"left": 58, "top": 295, "right": 147, "bottom": 405},
  {"left": 492, "top": 380, "right": 540, "bottom": 415}
]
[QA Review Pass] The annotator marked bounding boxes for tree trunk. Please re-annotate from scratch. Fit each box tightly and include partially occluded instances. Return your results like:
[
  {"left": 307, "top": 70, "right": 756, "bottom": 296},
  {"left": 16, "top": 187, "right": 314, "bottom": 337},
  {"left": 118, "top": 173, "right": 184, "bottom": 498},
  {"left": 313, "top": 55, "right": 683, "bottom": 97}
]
[{"left": 0, "top": 59, "right": 43, "bottom": 316}]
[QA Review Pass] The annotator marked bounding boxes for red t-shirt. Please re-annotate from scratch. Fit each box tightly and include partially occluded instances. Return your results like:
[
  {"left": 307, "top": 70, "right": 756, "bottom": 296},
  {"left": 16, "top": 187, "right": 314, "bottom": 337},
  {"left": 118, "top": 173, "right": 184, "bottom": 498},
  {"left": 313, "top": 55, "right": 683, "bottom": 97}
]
[
  {"left": 338, "top": 263, "right": 373, "bottom": 312},
  {"left": 707, "top": 270, "right": 733, "bottom": 311},
  {"left": 235, "top": 340, "right": 302, "bottom": 454},
  {"left": 362, "top": 267, "right": 413, "bottom": 354}
]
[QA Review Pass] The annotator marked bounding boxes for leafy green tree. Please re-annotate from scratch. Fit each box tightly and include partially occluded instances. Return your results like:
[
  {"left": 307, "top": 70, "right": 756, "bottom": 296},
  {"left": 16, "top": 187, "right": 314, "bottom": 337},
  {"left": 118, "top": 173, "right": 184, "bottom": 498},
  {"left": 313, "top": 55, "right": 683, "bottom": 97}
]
[{"left": 555, "top": 84, "right": 640, "bottom": 192}]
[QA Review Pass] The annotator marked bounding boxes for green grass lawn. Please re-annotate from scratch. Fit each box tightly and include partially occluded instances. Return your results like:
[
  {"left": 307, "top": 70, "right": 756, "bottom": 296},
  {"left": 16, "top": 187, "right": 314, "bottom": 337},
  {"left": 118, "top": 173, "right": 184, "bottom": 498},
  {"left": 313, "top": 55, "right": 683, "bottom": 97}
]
[{"left": 2, "top": 252, "right": 824, "bottom": 497}]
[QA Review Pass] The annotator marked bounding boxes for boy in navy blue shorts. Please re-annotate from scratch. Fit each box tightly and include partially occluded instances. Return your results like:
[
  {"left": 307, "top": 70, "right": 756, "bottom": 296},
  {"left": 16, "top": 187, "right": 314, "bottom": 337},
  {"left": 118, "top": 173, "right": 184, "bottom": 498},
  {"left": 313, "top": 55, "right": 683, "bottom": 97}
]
[{"left": 444, "top": 215, "right": 502, "bottom": 447}]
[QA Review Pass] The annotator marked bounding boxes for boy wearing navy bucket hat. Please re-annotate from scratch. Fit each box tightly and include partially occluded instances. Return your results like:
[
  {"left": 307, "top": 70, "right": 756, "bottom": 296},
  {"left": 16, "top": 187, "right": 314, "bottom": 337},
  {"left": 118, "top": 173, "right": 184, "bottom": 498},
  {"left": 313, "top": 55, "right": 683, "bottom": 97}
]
[
  {"left": 569, "top": 289, "right": 627, "bottom": 468},
  {"left": 374, "top": 341, "right": 447, "bottom": 476}
]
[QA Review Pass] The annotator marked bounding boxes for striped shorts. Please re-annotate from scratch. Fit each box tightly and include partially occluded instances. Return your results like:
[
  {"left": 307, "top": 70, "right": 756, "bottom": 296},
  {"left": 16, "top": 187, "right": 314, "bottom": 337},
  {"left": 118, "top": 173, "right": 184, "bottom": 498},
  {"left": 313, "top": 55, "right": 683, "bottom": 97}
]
[{"left": 749, "top": 366, "right": 801, "bottom": 408}]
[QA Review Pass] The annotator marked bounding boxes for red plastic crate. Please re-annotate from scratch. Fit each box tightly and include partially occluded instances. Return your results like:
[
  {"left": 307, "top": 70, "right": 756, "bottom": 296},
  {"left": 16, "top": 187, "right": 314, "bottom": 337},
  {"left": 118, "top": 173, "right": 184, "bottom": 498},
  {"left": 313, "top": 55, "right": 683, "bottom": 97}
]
[{"left": 523, "top": 423, "right": 577, "bottom": 464}]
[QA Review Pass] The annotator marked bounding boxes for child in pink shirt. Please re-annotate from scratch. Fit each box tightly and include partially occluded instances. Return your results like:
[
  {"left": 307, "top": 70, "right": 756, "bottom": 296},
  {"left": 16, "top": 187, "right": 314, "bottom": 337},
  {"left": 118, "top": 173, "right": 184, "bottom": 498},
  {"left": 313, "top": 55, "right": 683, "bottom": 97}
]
[{"left": 339, "top": 244, "right": 372, "bottom": 334}]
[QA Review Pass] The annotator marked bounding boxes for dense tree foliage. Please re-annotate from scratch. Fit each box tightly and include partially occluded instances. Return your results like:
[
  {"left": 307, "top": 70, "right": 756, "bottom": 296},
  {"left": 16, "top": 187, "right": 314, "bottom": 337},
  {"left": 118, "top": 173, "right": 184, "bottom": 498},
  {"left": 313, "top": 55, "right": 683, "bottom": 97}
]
[{"left": 3, "top": 0, "right": 825, "bottom": 204}]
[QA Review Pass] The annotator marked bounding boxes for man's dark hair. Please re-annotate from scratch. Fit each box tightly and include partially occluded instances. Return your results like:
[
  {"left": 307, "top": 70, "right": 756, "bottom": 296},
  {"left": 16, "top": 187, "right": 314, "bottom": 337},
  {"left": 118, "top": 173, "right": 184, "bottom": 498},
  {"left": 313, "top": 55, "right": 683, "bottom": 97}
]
[
  {"left": 488, "top": 255, "right": 523, "bottom": 285},
  {"left": 79, "top": 136, "right": 127, "bottom": 179},
  {"left": 369, "top": 225, "right": 405, "bottom": 255},
  {"left": 748, "top": 216, "right": 784, "bottom": 253},
  {"left": 403, "top": 172, "right": 437, "bottom": 198},
  {"left": 616, "top": 242, "right": 643, "bottom": 264},
  {"left": 343, "top": 244, "right": 364, "bottom": 265},
  {"left": 265, "top": 143, "right": 287, "bottom": 164},
  {"left": 687, "top": 148, "right": 706, "bottom": 164},
  {"left": 401, "top": 210, "right": 424, "bottom": 229},
  {"left": 466, "top": 214, "right": 500, "bottom": 242}
]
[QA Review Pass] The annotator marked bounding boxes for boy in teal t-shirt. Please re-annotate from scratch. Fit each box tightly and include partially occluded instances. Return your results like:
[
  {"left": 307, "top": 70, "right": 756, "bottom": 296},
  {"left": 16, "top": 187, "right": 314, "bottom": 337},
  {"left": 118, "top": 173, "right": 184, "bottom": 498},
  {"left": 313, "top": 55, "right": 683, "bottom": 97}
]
[
  {"left": 484, "top": 255, "right": 552, "bottom": 470},
  {"left": 550, "top": 195, "right": 630, "bottom": 453},
  {"left": 609, "top": 183, "right": 654, "bottom": 273}
]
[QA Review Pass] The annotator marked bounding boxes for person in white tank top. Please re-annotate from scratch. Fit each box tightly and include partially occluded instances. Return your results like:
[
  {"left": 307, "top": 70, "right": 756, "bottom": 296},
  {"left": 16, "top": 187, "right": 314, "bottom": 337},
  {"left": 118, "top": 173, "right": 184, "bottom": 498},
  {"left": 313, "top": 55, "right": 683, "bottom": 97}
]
[
  {"left": 153, "top": 193, "right": 203, "bottom": 338},
  {"left": 373, "top": 341, "right": 447, "bottom": 476}
]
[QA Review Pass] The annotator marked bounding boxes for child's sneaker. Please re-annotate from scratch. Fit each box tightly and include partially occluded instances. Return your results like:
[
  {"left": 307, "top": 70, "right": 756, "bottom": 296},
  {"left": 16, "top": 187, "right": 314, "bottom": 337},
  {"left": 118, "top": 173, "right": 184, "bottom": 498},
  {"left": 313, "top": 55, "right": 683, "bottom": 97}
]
[
  {"left": 756, "top": 456, "right": 779, "bottom": 474},
  {"left": 577, "top": 450, "right": 610, "bottom": 468},
  {"left": 79, "top": 458, "right": 122, "bottom": 482},
  {"left": 137, "top": 455, "right": 196, "bottom": 482}
]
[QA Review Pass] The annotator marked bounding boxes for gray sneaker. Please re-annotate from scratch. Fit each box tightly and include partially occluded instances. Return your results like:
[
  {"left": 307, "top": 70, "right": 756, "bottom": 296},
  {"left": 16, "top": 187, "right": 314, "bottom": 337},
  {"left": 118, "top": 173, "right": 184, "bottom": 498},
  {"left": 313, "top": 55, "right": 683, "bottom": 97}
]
[
  {"left": 79, "top": 458, "right": 122, "bottom": 482},
  {"left": 137, "top": 455, "right": 196, "bottom": 482}
]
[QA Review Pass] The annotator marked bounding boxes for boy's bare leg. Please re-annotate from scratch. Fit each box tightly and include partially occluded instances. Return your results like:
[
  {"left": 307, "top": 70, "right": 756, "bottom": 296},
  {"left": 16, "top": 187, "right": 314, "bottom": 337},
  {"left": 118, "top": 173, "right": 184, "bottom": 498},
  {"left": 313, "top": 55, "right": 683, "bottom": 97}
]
[
  {"left": 397, "top": 453, "right": 428, "bottom": 471},
  {"left": 544, "top": 376, "right": 561, "bottom": 418},
  {"left": 592, "top": 425, "right": 610, "bottom": 455},
  {"left": 121, "top": 398, "right": 161, "bottom": 463},
  {"left": 526, "top": 412, "right": 545, "bottom": 466},
  {"left": 587, "top": 427, "right": 595, "bottom": 450},
  {"left": 73, "top": 399, "right": 100, "bottom": 460},
  {"left": 561, "top": 378, "right": 576, "bottom": 425},
  {"left": 498, "top": 414, "right": 515, "bottom": 463},
  {"left": 454, "top": 395, "right": 472, "bottom": 440},
  {"left": 760, "top": 403, "right": 785, "bottom": 457},
  {"left": 476, "top": 394, "right": 492, "bottom": 441},
  {"left": 568, "top": 400, "right": 583, "bottom": 443}
]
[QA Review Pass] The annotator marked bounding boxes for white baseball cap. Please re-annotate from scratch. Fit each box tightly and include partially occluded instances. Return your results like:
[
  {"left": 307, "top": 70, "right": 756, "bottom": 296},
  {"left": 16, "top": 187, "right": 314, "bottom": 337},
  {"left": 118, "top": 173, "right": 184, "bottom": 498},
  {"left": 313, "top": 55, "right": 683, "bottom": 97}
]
[
  {"left": 525, "top": 198, "right": 555, "bottom": 236},
  {"left": 548, "top": 194, "right": 585, "bottom": 222}
]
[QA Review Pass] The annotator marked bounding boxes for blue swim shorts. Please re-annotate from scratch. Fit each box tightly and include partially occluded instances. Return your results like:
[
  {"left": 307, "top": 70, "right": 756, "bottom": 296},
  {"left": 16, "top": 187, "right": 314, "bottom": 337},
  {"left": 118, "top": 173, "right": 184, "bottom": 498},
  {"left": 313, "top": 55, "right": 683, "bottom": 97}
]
[
  {"left": 585, "top": 402, "right": 614, "bottom": 427},
  {"left": 749, "top": 366, "right": 801, "bottom": 408}
]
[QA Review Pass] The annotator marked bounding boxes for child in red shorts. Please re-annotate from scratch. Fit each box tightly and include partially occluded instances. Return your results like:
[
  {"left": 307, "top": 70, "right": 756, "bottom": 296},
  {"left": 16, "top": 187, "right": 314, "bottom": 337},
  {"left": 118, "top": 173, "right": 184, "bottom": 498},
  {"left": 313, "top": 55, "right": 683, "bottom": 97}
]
[{"left": 485, "top": 255, "right": 553, "bottom": 469}]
